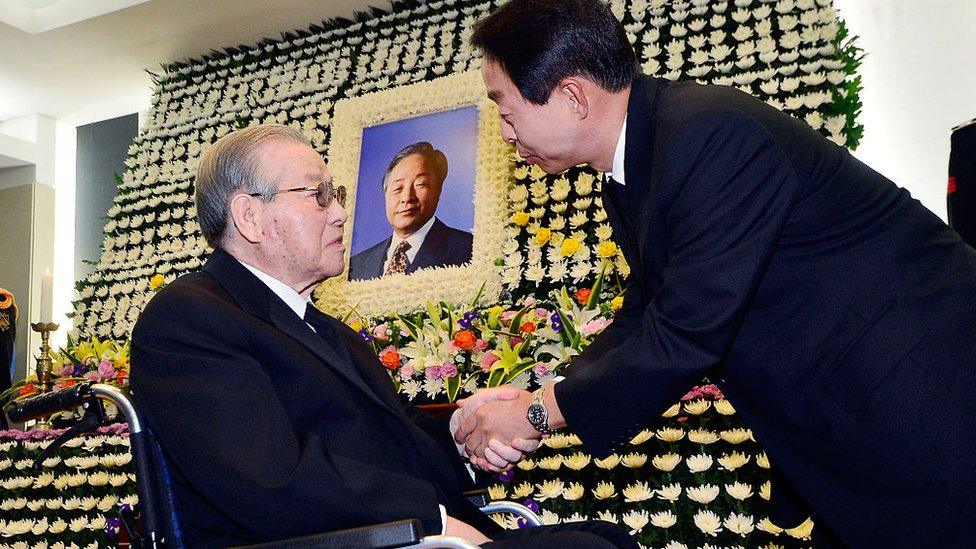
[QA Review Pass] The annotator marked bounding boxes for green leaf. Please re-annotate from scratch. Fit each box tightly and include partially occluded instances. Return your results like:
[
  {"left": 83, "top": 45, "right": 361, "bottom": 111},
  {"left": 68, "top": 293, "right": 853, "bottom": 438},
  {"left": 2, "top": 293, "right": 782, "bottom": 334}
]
[
  {"left": 445, "top": 375, "right": 461, "bottom": 402},
  {"left": 586, "top": 265, "right": 606, "bottom": 310},
  {"left": 501, "top": 359, "right": 536, "bottom": 385},
  {"left": 470, "top": 280, "right": 488, "bottom": 309}
]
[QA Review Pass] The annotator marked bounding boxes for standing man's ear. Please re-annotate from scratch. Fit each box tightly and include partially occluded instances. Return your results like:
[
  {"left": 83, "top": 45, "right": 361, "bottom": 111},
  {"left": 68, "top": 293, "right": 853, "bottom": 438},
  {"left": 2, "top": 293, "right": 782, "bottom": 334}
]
[
  {"left": 559, "top": 78, "right": 589, "bottom": 120},
  {"left": 229, "top": 193, "right": 266, "bottom": 243}
]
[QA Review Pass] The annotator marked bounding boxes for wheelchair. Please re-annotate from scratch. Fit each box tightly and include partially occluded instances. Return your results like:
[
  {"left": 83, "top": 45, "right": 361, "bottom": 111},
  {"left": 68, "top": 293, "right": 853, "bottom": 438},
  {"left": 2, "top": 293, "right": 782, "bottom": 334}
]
[{"left": 8, "top": 382, "right": 542, "bottom": 548}]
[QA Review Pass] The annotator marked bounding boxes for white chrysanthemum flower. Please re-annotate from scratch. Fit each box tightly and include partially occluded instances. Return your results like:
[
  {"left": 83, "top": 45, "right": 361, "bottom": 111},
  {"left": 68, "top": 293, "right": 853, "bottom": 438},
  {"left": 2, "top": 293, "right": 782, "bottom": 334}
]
[
  {"left": 516, "top": 458, "right": 536, "bottom": 471},
  {"left": 594, "top": 454, "right": 620, "bottom": 469},
  {"left": 88, "top": 471, "right": 110, "bottom": 486},
  {"left": 568, "top": 210, "right": 588, "bottom": 228},
  {"left": 720, "top": 428, "right": 753, "bottom": 444},
  {"left": 69, "top": 516, "right": 88, "bottom": 532},
  {"left": 650, "top": 509, "right": 677, "bottom": 528},
  {"left": 98, "top": 494, "right": 120, "bottom": 512},
  {"left": 652, "top": 453, "right": 682, "bottom": 472},
  {"left": 31, "top": 516, "right": 49, "bottom": 536},
  {"left": 62, "top": 497, "right": 81, "bottom": 510},
  {"left": 688, "top": 429, "right": 720, "bottom": 444},
  {"left": 714, "top": 399, "right": 736, "bottom": 415},
  {"left": 684, "top": 399, "right": 711, "bottom": 414},
  {"left": 596, "top": 510, "right": 616, "bottom": 523},
  {"left": 536, "top": 480, "right": 564, "bottom": 501},
  {"left": 562, "top": 482, "right": 585, "bottom": 501},
  {"left": 686, "top": 453, "right": 714, "bottom": 473},
  {"left": 27, "top": 499, "right": 44, "bottom": 511},
  {"left": 539, "top": 509, "right": 560, "bottom": 526},
  {"left": 627, "top": 429, "right": 652, "bottom": 445},
  {"left": 719, "top": 451, "right": 751, "bottom": 471},
  {"left": 725, "top": 512, "right": 755, "bottom": 536},
  {"left": 80, "top": 496, "right": 99, "bottom": 511},
  {"left": 725, "top": 481, "right": 754, "bottom": 500},
  {"left": 760, "top": 480, "right": 772, "bottom": 500},
  {"left": 663, "top": 542, "right": 689, "bottom": 549},
  {"left": 48, "top": 518, "right": 68, "bottom": 535},
  {"left": 621, "top": 453, "right": 647, "bottom": 468},
  {"left": 756, "top": 517, "right": 784, "bottom": 534},
  {"left": 537, "top": 455, "right": 562, "bottom": 471},
  {"left": 647, "top": 481, "right": 678, "bottom": 503},
  {"left": 686, "top": 484, "right": 720, "bottom": 504},
  {"left": 621, "top": 510, "right": 649, "bottom": 534},
  {"left": 622, "top": 481, "right": 653, "bottom": 502},
  {"left": 45, "top": 498, "right": 62, "bottom": 510},
  {"left": 756, "top": 452, "right": 771, "bottom": 469},
  {"left": 661, "top": 403, "right": 681, "bottom": 417},
  {"left": 592, "top": 481, "right": 617, "bottom": 500},
  {"left": 785, "top": 518, "right": 815, "bottom": 539},
  {"left": 656, "top": 427, "right": 685, "bottom": 442},
  {"left": 563, "top": 452, "right": 591, "bottom": 471},
  {"left": 512, "top": 482, "right": 533, "bottom": 498},
  {"left": 694, "top": 510, "right": 723, "bottom": 536}
]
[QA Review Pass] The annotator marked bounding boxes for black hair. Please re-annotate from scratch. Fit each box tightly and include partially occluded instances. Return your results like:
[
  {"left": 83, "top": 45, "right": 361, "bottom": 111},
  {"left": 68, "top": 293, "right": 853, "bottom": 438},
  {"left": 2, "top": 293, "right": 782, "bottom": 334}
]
[{"left": 471, "top": 0, "right": 637, "bottom": 105}]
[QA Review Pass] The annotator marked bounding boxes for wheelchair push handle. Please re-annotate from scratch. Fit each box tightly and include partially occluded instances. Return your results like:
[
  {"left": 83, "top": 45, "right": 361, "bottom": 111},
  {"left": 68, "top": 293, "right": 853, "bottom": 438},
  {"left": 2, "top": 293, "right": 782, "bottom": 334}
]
[{"left": 7, "top": 382, "right": 95, "bottom": 423}]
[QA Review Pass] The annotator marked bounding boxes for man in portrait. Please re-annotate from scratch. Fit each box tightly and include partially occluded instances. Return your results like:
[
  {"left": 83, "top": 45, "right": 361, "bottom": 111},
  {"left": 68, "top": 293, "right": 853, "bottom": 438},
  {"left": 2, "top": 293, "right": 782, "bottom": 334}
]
[{"left": 349, "top": 141, "right": 473, "bottom": 281}]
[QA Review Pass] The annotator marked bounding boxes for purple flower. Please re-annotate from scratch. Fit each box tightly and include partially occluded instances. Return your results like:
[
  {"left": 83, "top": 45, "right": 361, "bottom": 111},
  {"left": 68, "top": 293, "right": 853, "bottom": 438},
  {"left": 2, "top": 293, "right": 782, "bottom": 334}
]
[
  {"left": 359, "top": 329, "right": 373, "bottom": 342},
  {"left": 463, "top": 310, "right": 477, "bottom": 321},
  {"left": 440, "top": 363, "right": 458, "bottom": 378},
  {"left": 458, "top": 318, "right": 473, "bottom": 330},
  {"left": 425, "top": 364, "right": 443, "bottom": 380},
  {"left": 518, "top": 498, "right": 540, "bottom": 528},
  {"left": 72, "top": 363, "right": 87, "bottom": 377},
  {"left": 497, "top": 469, "right": 515, "bottom": 482},
  {"left": 549, "top": 313, "right": 563, "bottom": 332}
]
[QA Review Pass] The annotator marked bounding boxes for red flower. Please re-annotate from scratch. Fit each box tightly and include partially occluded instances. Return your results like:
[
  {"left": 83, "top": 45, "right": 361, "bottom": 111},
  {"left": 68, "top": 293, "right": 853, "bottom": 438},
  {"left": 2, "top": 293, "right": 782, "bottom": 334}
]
[
  {"left": 18, "top": 384, "right": 37, "bottom": 397},
  {"left": 453, "top": 330, "right": 477, "bottom": 351},
  {"left": 380, "top": 349, "right": 401, "bottom": 370},
  {"left": 519, "top": 322, "right": 537, "bottom": 334},
  {"left": 575, "top": 288, "right": 592, "bottom": 305}
]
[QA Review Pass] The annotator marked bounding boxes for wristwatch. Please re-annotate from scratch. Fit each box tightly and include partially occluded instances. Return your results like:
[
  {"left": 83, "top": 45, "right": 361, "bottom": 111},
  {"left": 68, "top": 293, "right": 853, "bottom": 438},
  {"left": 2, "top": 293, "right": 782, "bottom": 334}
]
[{"left": 526, "top": 386, "right": 556, "bottom": 435}]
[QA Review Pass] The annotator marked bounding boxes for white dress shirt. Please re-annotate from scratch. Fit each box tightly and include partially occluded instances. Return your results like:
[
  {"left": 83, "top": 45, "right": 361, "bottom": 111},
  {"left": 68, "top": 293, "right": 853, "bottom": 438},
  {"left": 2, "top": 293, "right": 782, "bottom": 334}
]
[{"left": 609, "top": 115, "right": 628, "bottom": 185}]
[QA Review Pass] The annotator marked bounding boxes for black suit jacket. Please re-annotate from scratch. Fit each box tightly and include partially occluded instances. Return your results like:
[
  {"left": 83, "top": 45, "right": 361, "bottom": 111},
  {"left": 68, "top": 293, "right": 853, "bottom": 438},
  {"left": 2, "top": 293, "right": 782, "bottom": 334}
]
[
  {"left": 555, "top": 76, "right": 976, "bottom": 546},
  {"left": 130, "top": 250, "right": 497, "bottom": 547},
  {"left": 348, "top": 218, "right": 473, "bottom": 281}
]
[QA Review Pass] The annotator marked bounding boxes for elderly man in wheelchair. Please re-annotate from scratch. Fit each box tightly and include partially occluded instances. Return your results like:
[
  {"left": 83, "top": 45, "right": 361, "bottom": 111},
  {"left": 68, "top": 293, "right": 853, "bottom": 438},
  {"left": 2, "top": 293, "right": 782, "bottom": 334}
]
[{"left": 71, "top": 125, "right": 636, "bottom": 548}]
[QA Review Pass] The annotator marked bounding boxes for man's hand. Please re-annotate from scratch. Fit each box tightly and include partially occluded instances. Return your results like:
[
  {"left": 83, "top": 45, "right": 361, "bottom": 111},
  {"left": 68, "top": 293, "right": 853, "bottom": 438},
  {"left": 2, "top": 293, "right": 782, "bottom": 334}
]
[
  {"left": 444, "top": 516, "right": 491, "bottom": 545},
  {"left": 450, "top": 387, "right": 540, "bottom": 472},
  {"left": 454, "top": 387, "right": 541, "bottom": 470}
]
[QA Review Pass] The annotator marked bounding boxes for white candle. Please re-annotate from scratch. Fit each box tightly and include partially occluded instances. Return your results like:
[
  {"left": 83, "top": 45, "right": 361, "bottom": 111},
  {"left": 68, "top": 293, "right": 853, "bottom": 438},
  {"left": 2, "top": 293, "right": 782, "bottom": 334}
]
[{"left": 40, "top": 269, "right": 53, "bottom": 323}]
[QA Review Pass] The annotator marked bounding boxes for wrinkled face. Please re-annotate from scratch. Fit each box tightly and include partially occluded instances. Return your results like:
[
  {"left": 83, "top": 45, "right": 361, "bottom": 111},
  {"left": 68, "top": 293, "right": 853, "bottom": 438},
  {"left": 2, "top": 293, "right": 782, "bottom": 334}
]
[
  {"left": 255, "top": 139, "right": 347, "bottom": 291},
  {"left": 482, "top": 59, "right": 583, "bottom": 174},
  {"left": 383, "top": 153, "right": 444, "bottom": 237}
]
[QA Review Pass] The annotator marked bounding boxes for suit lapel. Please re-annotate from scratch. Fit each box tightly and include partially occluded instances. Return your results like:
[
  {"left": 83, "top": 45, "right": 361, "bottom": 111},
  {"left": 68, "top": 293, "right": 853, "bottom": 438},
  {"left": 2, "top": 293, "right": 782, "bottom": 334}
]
[
  {"left": 407, "top": 218, "right": 448, "bottom": 273},
  {"left": 203, "top": 250, "right": 399, "bottom": 416}
]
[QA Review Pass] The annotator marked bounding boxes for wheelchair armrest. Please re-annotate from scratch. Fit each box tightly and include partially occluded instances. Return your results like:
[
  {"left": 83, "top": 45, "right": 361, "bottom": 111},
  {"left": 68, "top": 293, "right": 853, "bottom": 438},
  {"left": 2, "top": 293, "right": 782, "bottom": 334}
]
[
  {"left": 238, "top": 518, "right": 424, "bottom": 549},
  {"left": 462, "top": 488, "right": 488, "bottom": 508}
]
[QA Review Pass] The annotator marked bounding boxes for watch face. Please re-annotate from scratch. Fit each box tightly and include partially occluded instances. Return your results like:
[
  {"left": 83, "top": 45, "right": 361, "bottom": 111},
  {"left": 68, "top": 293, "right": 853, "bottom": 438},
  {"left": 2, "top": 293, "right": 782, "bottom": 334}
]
[{"left": 527, "top": 403, "right": 547, "bottom": 428}]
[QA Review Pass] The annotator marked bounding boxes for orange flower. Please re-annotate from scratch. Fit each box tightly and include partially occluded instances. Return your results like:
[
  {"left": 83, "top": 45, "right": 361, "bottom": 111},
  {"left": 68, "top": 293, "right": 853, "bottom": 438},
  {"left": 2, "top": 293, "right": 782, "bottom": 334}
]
[
  {"left": 380, "top": 349, "right": 401, "bottom": 370},
  {"left": 18, "top": 384, "right": 37, "bottom": 397},
  {"left": 575, "top": 288, "right": 592, "bottom": 305},
  {"left": 519, "top": 322, "right": 537, "bottom": 334},
  {"left": 453, "top": 330, "right": 477, "bottom": 350}
]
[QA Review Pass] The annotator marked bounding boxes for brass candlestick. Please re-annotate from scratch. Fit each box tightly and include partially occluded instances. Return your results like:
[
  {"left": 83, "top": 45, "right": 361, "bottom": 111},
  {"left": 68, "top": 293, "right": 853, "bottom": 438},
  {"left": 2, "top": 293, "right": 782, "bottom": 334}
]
[{"left": 29, "top": 322, "right": 59, "bottom": 429}]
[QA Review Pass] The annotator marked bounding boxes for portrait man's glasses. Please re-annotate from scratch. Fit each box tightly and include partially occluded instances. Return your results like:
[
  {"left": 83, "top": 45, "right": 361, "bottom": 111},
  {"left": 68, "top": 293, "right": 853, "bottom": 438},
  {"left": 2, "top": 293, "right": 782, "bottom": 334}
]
[{"left": 249, "top": 180, "right": 347, "bottom": 208}]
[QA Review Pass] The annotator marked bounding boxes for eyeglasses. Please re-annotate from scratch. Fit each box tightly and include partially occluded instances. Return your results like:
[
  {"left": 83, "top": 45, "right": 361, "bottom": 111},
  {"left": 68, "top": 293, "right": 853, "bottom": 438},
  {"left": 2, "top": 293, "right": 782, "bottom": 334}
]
[{"left": 249, "top": 180, "right": 347, "bottom": 208}]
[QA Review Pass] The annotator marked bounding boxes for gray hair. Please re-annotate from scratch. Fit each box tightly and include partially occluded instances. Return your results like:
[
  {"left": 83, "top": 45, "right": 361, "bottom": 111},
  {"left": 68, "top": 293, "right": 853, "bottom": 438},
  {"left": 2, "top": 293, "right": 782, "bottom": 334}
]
[
  {"left": 381, "top": 141, "right": 448, "bottom": 191},
  {"left": 194, "top": 124, "right": 310, "bottom": 248}
]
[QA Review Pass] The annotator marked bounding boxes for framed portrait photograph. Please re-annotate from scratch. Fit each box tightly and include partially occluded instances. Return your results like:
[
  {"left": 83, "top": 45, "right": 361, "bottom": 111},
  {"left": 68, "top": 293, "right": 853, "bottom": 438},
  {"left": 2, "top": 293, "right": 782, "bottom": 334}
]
[{"left": 318, "top": 70, "right": 510, "bottom": 316}]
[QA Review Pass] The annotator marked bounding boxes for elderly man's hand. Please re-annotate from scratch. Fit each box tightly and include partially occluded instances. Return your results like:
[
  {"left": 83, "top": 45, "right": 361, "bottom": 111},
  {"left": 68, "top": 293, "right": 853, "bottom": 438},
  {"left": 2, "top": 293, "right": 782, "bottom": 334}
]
[{"left": 453, "top": 387, "right": 541, "bottom": 471}]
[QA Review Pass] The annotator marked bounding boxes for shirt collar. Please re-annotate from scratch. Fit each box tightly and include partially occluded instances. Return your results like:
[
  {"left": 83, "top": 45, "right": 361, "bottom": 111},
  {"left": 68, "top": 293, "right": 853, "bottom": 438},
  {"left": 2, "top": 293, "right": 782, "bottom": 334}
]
[
  {"left": 237, "top": 258, "right": 310, "bottom": 319},
  {"left": 609, "top": 115, "right": 628, "bottom": 186},
  {"left": 387, "top": 215, "right": 437, "bottom": 263}
]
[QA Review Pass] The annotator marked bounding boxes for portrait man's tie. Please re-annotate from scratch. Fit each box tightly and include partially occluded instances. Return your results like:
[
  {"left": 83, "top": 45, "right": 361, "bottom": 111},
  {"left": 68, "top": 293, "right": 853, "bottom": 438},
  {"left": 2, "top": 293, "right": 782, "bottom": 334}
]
[{"left": 385, "top": 241, "right": 411, "bottom": 275}]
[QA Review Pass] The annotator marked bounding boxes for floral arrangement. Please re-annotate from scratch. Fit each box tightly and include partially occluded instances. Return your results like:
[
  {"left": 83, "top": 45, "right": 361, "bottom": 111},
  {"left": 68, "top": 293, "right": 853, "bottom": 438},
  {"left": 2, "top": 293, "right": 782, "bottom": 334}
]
[{"left": 0, "top": 424, "right": 137, "bottom": 546}]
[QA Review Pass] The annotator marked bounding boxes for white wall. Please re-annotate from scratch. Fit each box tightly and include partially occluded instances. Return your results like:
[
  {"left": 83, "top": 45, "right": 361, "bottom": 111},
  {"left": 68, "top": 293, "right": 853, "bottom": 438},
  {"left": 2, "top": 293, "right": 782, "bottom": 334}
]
[{"left": 832, "top": 0, "right": 976, "bottom": 221}]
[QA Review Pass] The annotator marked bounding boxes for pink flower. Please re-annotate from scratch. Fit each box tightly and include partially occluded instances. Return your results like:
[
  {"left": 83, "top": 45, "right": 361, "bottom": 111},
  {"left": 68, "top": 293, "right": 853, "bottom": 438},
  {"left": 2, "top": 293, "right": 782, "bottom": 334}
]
[
  {"left": 535, "top": 308, "right": 549, "bottom": 319},
  {"left": 474, "top": 338, "right": 488, "bottom": 352},
  {"left": 425, "top": 364, "right": 443, "bottom": 380},
  {"left": 499, "top": 311, "right": 517, "bottom": 326},
  {"left": 97, "top": 360, "right": 116, "bottom": 380},
  {"left": 440, "top": 363, "right": 458, "bottom": 378},
  {"left": 680, "top": 383, "right": 725, "bottom": 401},
  {"left": 399, "top": 363, "right": 416, "bottom": 379},
  {"left": 480, "top": 352, "right": 500, "bottom": 372},
  {"left": 56, "top": 364, "right": 74, "bottom": 377},
  {"left": 84, "top": 372, "right": 100, "bottom": 382},
  {"left": 523, "top": 296, "right": 537, "bottom": 307},
  {"left": 581, "top": 318, "right": 612, "bottom": 336},
  {"left": 533, "top": 363, "right": 551, "bottom": 377},
  {"left": 372, "top": 324, "right": 390, "bottom": 341}
]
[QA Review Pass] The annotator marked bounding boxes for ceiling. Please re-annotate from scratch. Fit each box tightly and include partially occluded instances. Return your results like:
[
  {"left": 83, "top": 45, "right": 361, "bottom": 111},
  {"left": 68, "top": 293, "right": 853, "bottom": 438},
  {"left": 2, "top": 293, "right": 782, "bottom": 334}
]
[{"left": 0, "top": 0, "right": 389, "bottom": 123}]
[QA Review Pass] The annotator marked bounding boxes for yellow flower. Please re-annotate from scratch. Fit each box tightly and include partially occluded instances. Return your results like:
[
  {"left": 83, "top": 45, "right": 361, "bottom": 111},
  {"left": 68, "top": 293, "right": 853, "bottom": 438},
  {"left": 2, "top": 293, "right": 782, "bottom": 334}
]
[
  {"left": 348, "top": 319, "right": 364, "bottom": 333},
  {"left": 534, "top": 227, "right": 552, "bottom": 246},
  {"left": 592, "top": 481, "right": 617, "bottom": 500},
  {"left": 650, "top": 510, "right": 677, "bottom": 528},
  {"left": 512, "top": 482, "right": 534, "bottom": 498},
  {"left": 149, "top": 273, "right": 166, "bottom": 290},
  {"left": 718, "top": 451, "right": 751, "bottom": 471},
  {"left": 621, "top": 453, "right": 647, "bottom": 468},
  {"left": 543, "top": 433, "right": 573, "bottom": 449},
  {"left": 686, "top": 453, "right": 714, "bottom": 473},
  {"left": 594, "top": 454, "right": 620, "bottom": 469},
  {"left": 656, "top": 483, "right": 682, "bottom": 502},
  {"left": 565, "top": 434, "right": 583, "bottom": 446},
  {"left": 621, "top": 510, "right": 649, "bottom": 534},
  {"left": 688, "top": 429, "right": 719, "bottom": 444},
  {"left": 487, "top": 485, "right": 507, "bottom": 500},
  {"left": 660, "top": 403, "right": 681, "bottom": 417},
  {"left": 684, "top": 399, "right": 711, "bottom": 415},
  {"left": 756, "top": 518, "right": 784, "bottom": 534},
  {"left": 651, "top": 453, "right": 682, "bottom": 472},
  {"left": 537, "top": 455, "right": 563, "bottom": 471},
  {"left": 725, "top": 481, "right": 754, "bottom": 500},
  {"left": 563, "top": 452, "right": 591, "bottom": 471},
  {"left": 686, "top": 484, "right": 720, "bottom": 504},
  {"left": 756, "top": 452, "right": 771, "bottom": 469},
  {"left": 630, "top": 429, "right": 653, "bottom": 445},
  {"left": 536, "top": 480, "right": 564, "bottom": 501},
  {"left": 655, "top": 427, "right": 685, "bottom": 443},
  {"left": 714, "top": 399, "right": 736, "bottom": 415},
  {"left": 511, "top": 211, "right": 530, "bottom": 226},
  {"left": 694, "top": 510, "right": 723, "bottom": 536},
  {"left": 560, "top": 237, "right": 583, "bottom": 257},
  {"left": 785, "top": 517, "right": 815, "bottom": 539},
  {"left": 725, "top": 513, "right": 756, "bottom": 536},
  {"left": 596, "top": 241, "right": 619, "bottom": 258},
  {"left": 759, "top": 480, "right": 772, "bottom": 500},
  {"left": 596, "top": 510, "right": 616, "bottom": 523},
  {"left": 562, "top": 482, "right": 585, "bottom": 501},
  {"left": 622, "top": 481, "right": 653, "bottom": 502},
  {"left": 720, "top": 428, "right": 753, "bottom": 444},
  {"left": 516, "top": 458, "right": 536, "bottom": 471}
]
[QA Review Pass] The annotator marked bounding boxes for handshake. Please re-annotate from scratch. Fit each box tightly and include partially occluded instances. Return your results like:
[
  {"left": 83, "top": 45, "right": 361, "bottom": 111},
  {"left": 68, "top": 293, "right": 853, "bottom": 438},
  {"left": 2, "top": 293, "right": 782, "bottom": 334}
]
[{"left": 449, "top": 384, "right": 563, "bottom": 473}]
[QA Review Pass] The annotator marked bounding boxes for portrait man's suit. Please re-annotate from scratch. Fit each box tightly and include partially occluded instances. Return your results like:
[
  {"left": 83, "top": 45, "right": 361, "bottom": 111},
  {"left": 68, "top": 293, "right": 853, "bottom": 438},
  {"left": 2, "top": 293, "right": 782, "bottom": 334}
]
[
  {"left": 555, "top": 76, "right": 976, "bottom": 546},
  {"left": 348, "top": 218, "right": 473, "bottom": 281},
  {"left": 130, "top": 249, "right": 498, "bottom": 547}
]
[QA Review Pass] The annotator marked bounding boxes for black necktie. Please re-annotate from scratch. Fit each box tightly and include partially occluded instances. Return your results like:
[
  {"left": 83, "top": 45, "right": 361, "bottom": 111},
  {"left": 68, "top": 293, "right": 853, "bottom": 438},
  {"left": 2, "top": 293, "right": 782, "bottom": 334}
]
[{"left": 303, "top": 303, "right": 350, "bottom": 362}]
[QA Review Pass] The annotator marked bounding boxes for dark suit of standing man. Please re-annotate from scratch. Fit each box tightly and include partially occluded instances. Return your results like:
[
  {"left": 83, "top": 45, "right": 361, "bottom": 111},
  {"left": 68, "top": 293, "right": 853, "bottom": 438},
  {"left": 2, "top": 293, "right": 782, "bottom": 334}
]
[
  {"left": 349, "top": 142, "right": 473, "bottom": 281},
  {"left": 0, "top": 288, "right": 16, "bottom": 430},
  {"left": 131, "top": 125, "right": 635, "bottom": 548},
  {"left": 454, "top": 1, "right": 976, "bottom": 547}
]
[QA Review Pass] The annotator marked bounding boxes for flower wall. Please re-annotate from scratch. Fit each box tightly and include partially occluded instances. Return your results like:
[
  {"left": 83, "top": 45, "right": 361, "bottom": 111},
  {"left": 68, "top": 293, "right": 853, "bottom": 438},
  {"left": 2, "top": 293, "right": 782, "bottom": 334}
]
[{"left": 24, "top": 0, "right": 866, "bottom": 547}]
